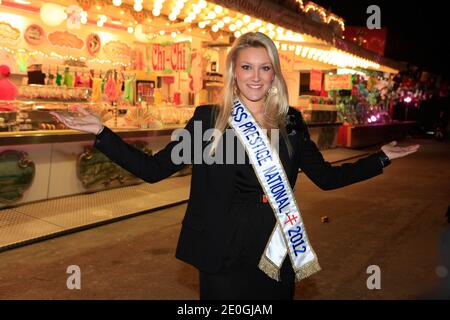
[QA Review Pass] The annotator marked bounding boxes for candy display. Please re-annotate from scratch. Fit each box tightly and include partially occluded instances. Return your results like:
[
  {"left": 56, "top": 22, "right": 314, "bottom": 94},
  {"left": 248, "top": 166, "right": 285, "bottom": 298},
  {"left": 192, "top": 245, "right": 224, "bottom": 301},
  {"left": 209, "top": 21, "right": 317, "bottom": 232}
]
[{"left": 17, "top": 85, "right": 91, "bottom": 102}]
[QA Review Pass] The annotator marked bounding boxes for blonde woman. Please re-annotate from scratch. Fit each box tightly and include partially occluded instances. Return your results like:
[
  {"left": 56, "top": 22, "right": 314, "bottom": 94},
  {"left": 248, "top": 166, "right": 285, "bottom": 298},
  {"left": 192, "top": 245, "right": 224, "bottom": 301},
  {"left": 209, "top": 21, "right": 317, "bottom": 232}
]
[{"left": 51, "top": 32, "right": 420, "bottom": 300}]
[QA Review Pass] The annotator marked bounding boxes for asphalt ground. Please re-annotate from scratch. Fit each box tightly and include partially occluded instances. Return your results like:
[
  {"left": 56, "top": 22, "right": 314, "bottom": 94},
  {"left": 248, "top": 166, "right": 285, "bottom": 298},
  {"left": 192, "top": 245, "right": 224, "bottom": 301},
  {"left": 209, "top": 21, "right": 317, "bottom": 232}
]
[{"left": 0, "top": 137, "right": 448, "bottom": 300}]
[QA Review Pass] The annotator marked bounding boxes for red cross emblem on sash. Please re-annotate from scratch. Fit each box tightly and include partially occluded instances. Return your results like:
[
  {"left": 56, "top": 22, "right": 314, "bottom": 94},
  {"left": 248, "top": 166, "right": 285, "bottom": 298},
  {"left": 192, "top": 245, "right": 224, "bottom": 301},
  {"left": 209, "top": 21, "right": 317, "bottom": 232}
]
[{"left": 284, "top": 214, "right": 298, "bottom": 226}]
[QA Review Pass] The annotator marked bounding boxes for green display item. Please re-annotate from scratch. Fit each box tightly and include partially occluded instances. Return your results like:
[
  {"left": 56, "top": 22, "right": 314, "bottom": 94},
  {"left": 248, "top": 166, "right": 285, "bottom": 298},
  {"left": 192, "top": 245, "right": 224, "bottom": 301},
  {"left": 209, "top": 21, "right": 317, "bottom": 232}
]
[
  {"left": 77, "top": 142, "right": 152, "bottom": 190},
  {"left": 0, "top": 150, "right": 35, "bottom": 204},
  {"left": 55, "top": 73, "right": 62, "bottom": 86}
]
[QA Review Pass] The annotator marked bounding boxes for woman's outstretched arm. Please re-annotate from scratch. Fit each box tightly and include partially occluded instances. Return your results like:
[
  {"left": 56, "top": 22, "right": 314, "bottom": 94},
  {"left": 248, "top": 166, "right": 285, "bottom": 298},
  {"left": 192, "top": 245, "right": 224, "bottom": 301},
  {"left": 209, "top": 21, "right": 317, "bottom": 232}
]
[
  {"left": 51, "top": 106, "right": 206, "bottom": 183},
  {"left": 295, "top": 111, "right": 420, "bottom": 191}
]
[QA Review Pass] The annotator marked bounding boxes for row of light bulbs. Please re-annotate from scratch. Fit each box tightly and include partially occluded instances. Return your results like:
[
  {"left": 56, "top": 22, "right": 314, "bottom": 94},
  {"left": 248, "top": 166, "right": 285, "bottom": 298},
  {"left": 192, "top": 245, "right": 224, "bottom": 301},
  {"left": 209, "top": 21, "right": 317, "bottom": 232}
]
[
  {"left": 273, "top": 42, "right": 380, "bottom": 69},
  {"left": 0, "top": 46, "right": 130, "bottom": 67},
  {"left": 80, "top": 0, "right": 379, "bottom": 70}
]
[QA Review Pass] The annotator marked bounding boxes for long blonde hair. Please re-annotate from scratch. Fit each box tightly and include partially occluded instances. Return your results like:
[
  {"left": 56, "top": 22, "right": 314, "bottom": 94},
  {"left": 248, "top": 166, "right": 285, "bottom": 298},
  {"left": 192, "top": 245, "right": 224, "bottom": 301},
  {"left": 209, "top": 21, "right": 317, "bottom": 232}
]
[{"left": 209, "top": 32, "right": 293, "bottom": 157}]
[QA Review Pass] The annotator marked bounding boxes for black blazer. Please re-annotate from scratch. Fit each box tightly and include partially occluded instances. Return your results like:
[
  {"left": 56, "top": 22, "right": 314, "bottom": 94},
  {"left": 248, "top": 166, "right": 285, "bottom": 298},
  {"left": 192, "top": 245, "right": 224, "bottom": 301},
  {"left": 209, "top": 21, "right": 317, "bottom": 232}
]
[{"left": 93, "top": 105, "right": 384, "bottom": 273}]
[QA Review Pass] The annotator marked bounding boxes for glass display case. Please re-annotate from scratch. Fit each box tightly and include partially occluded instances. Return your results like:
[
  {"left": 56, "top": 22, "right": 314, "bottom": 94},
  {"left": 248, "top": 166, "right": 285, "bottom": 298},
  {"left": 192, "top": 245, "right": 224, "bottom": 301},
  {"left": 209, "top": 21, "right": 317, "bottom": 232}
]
[
  {"left": 17, "top": 85, "right": 91, "bottom": 102},
  {"left": 296, "top": 95, "right": 337, "bottom": 123},
  {"left": 0, "top": 99, "right": 196, "bottom": 134}
]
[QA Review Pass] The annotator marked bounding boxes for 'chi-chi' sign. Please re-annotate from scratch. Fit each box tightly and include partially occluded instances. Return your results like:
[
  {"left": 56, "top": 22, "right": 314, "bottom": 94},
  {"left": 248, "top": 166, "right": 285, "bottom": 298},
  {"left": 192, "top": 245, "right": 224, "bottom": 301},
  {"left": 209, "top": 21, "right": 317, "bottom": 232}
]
[{"left": 150, "top": 41, "right": 191, "bottom": 72}]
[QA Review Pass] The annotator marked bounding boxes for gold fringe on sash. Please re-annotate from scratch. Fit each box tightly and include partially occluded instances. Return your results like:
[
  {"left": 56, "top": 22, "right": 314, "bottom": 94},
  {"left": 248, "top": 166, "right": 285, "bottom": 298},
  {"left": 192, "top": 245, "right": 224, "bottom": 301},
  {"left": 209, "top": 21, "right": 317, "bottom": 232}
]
[
  {"left": 294, "top": 260, "right": 322, "bottom": 283},
  {"left": 259, "top": 254, "right": 322, "bottom": 283},
  {"left": 258, "top": 255, "right": 281, "bottom": 282}
]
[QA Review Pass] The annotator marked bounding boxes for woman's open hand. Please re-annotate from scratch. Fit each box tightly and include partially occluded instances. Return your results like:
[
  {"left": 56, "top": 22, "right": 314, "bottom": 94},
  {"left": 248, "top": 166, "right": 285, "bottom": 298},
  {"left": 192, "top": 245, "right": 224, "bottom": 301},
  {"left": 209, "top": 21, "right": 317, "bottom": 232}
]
[
  {"left": 50, "top": 106, "right": 104, "bottom": 135},
  {"left": 381, "top": 141, "right": 420, "bottom": 160}
]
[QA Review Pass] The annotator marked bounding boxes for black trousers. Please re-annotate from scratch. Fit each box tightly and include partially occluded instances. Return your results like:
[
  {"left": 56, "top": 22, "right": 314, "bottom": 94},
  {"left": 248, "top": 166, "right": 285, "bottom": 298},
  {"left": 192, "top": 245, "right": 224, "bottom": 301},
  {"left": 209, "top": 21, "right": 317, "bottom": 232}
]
[{"left": 199, "top": 199, "right": 296, "bottom": 300}]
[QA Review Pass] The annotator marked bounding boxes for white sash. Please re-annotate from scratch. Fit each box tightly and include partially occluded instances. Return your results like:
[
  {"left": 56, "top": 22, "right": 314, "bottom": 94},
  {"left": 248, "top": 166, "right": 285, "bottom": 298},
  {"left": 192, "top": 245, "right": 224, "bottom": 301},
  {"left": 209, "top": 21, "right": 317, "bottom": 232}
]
[{"left": 228, "top": 99, "right": 321, "bottom": 282}]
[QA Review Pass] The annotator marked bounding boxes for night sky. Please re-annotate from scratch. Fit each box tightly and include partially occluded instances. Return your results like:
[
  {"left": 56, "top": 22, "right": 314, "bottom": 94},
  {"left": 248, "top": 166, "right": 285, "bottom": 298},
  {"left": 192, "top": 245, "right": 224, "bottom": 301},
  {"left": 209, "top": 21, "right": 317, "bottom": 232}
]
[{"left": 312, "top": 0, "right": 449, "bottom": 79}]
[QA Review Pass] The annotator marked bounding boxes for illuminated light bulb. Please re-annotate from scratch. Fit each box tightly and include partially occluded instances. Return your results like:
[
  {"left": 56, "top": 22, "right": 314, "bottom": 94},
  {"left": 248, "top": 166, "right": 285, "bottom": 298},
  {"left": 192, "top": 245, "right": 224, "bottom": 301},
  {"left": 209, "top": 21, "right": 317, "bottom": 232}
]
[
  {"left": 99, "top": 15, "right": 107, "bottom": 22},
  {"left": 268, "top": 30, "right": 276, "bottom": 38},
  {"left": 169, "top": 13, "right": 177, "bottom": 21},
  {"left": 171, "top": 31, "right": 177, "bottom": 38},
  {"left": 217, "top": 21, "right": 224, "bottom": 28},
  {"left": 134, "top": 3, "right": 143, "bottom": 11},
  {"left": 97, "top": 20, "right": 104, "bottom": 27},
  {"left": 266, "top": 23, "right": 274, "bottom": 30},
  {"left": 214, "top": 5, "right": 223, "bottom": 14},
  {"left": 229, "top": 24, "right": 236, "bottom": 31},
  {"left": 234, "top": 30, "right": 241, "bottom": 38},
  {"left": 193, "top": 6, "right": 201, "bottom": 14},
  {"left": 241, "top": 27, "right": 248, "bottom": 34},
  {"left": 301, "top": 47, "right": 309, "bottom": 57},
  {"left": 159, "top": 30, "right": 165, "bottom": 35},
  {"left": 207, "top": 11, "right": 216, "bottom": 20},
  {"left": 80, "top": 11, "right": 88, "bottom": 18},
  {"left": 243, "top": 15, "right": 251, "bottom": 23},
  {"left": 274, "top": 41, "right": 280, "bottom": 49},
  {"left": 258, "top": 27, "right": 265, "bottom": 33},
  {"left": 281, "top": 43, "right": 288, "bottom": 51},
  {"left": 288, "top": 44, "right": 295, "bottom": 51},
  {"left": 199, "top": 0, "right": 207, "bottom": 9},
  {"left": 198, "top": 21, "right": 207, "bottom": 28},
  {"left": 152, "top": 9, "right": 161, "bottom": 16},
  {"left": 294, "top": 33, "right": 304, "bottom": 42},
  {"left": 248, "top": 23, "right": 256, "bottom": 30},
  {"left": 235, "top": 20, "right": 243, "bottom": 28},
  {"left": 113, "top": 0, "right": 122, "bottom": 6},
  {"left": 255, "top": 19, "right": 262, "bottom": 27},
  {"left": 120, "top": 10, "right": 125, "bottom": 15},
  {"left": 128, "top": 26, "right": 134, "bottom": 33},
  {"left": 39, "top": 3, "right": 67, "bottom": 27},
  {"left": 81, "top": 17, "right": 88, "bottom": 24},
  {"left": 211, "top": 25, "right": 219, "bottom": 32},
  {"left": 276, "top": 26, "right": 284, "bottom": 34},
  {"left": 286, "top": 30, "right": 293, "bottom": 37},
  {"left": 223, "top": 16, "right": 231, "bottom": 23}
]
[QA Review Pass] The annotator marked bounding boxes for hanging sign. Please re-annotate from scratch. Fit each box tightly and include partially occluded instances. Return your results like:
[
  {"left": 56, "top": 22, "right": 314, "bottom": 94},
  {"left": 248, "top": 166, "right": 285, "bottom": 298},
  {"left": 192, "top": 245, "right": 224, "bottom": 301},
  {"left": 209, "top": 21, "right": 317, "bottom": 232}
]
[
  {"left": 48, "top": 31, "right": 84, "bottom": 49},
  {"left": 310, "top": 69, "right": 322, "bottom": 91},
  {"left": 324, "top": 74, "right": 352, "bottom": 91},
  {"left": 149, "top": 41, "right": 191, "bottom": 72},
  {"left": 103, "top": 40, "right": 131, "bottom": 57},
  {"left": 0, "top": 21, "right": 21, "bottom": 45},
  {"left": 24, "top": 24, "right": 46, "bottom": 46},
  {"left": 86, "top": 33, "right": 101, "bottom": 56}
]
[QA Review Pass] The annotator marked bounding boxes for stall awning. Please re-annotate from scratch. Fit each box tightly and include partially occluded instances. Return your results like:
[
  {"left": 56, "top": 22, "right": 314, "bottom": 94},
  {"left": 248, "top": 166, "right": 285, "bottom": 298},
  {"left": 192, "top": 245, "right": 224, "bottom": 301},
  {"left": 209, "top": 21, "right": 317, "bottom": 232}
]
[
  {"left": 211, "top": 0, "right": 403, "bottom": 73},
  {"left": 333, "top": 37, "right": 405, "bottom": 73},
  {"left": 210, "top": 0, "right": 335, "bottom": 43}
]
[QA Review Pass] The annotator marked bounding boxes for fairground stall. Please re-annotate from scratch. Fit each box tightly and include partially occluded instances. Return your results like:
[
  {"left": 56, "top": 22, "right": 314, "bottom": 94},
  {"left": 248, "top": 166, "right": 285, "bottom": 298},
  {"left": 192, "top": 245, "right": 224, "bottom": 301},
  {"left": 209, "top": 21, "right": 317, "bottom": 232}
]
[{"left": 0, "top": 0, "right": 405, "bottom": 209}]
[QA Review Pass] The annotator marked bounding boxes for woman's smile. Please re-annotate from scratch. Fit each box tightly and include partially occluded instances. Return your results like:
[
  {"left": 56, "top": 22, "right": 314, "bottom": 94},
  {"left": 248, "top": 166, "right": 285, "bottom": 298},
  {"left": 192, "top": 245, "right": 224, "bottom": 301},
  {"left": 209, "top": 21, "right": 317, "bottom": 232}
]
[{"left": 234, "top": 47, "right": 274, "bottom": 110}]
